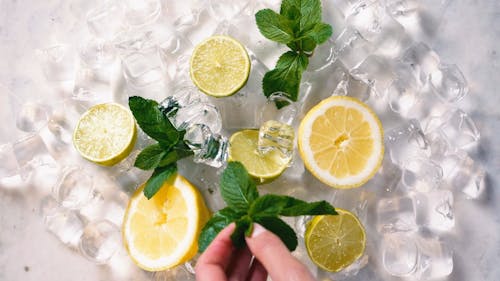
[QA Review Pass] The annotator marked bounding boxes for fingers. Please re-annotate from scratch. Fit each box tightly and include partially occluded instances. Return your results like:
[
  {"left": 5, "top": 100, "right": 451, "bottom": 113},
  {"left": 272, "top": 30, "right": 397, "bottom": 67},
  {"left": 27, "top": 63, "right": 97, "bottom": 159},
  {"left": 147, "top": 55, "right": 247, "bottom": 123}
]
[
  {"left": 226, "top": 246, "right": 253, "bottom": 281},
  {"left": 245, "top": 224, "right": 315, "bottom": 281},
  {"left": 246, "top": 258, "right": 268, "bottom": 281},
  {"left": 195, "top": 223, "right": 236, "bottom": 281}
]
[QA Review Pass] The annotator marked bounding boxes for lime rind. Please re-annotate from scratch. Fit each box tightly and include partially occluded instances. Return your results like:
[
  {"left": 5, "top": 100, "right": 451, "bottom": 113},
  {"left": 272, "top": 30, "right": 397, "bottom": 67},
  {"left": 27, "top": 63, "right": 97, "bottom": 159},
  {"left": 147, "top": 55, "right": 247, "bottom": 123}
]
[{"left": 190, "top": 35, "right": 251, "bottom": 97}]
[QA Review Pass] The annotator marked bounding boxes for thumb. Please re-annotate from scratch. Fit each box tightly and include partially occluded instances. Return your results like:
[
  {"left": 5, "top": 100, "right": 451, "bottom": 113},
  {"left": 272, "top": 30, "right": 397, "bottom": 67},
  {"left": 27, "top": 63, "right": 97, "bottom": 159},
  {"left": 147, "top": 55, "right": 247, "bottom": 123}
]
[{"left": 245, "top": 223, "right": 315, "bottom": 281}]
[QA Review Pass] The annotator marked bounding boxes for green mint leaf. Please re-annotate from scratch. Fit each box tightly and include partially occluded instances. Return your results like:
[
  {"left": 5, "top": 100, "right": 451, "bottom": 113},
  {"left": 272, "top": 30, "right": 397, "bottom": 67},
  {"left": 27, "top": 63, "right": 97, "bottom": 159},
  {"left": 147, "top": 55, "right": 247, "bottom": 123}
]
[
  {"left": 143, "top": 164, "right": 177, "bottom": 199},
  {"left": 249, "top": 194, "right": 289, "bottom": 217},
  {"left": 311, "top": 22, "right": 333, "bottom": 44},
  {"left": 220, "top": 162, "right": 259, "bottom": 211},
  {"left": 231, "top": 216, "right": 252, "bottom": 249},
  {"left": 301, "top": 22, "right": 333, "bottom": 44},
  {"left": 250, "top": 194, "right": 337, "bottom": 218},
  {"left": 134, "top": 144, "right": 166, "bottom": 170},
  {"left": 301, "top": 37, "right": 317, "bottom": 53},
  {"left": 158, "top": 141, "right": 194, "bottom": 167},
  {"left": 263, "top": 51, "right": 309, "bottom": 106},
  {"left": 255, "top": 9, "right": 295, "bottom": 44},
  {"left": 198, "top": 207, "right": 245, "bottom": 253},
  {"left": 128, "top": 96, "right": 179, "bottom": 146},
  {"left": 255, "top": 216, "right": 298, "bottom": 251},
  {"left": 281, "top": 0, "right": 321, "bottom": 31},
  {"left": 279, "top": 197, "right": 337, "bottom": 216}
]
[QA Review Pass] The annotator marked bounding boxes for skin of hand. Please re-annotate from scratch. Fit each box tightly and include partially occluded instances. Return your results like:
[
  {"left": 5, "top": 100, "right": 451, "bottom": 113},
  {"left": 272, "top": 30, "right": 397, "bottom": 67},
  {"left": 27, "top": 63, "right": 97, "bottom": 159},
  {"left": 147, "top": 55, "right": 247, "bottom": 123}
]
[{"left": 195, "top": 223, "right": 316, "bottom": 281}]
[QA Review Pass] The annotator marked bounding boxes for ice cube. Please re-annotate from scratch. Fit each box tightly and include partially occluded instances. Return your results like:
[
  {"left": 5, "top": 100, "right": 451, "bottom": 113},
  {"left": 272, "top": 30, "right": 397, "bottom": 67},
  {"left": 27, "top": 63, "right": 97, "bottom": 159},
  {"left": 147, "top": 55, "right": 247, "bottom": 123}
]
[
  {"left": 345, "top": 0, "right": 386, "bottom": 42},
  {"left": 401, "top": 158, "right": 443, "bottom": 193},
  {"left": 86, "top": 1, "right": 126, "bottom": 40},
  {"left": 399, "top": 42, "right": 440, "bottom": 85},
  {"left": 413, "top": 190, "right": 454, "bottom": 232},
  {"left": 414, "top": 233, "right": 453, "bottom": 279},
  {"left": 376, "top": 196, "right": 417, "bottom": 233},
  {"left": 12, "top": 134, "right": 55, "bottom": 180},
  {"left": 172, "top": 102, "right": 222, "bottom": 134},
  {"left": 79, "top": 220, "right": 121, "bottom": 264},
  {"left": 121, "top": 47, "right": 167, "bottom": 88},
  {"left": 334, "top": 27, "right": 374, "bottom": 70},
  {"left": 382, "top": 233, "right": 419, "bottom": 276},
  {"left": 439, "top": 109, "right": 480, "bottom": 151},
  {"left": 0, "top": 143, "right": 20, "bottom": 179},
  {"left": 13, "top": 101, "right": 49, "bottom": 133},
  {"left": 208, "top": 0, "right": 250, "bottom": 21},
  {"left": 184, "top": 124, "right": 228, "bottom": 168},
  {"left": 53, "top": 166, "right": 97, "bottom": 210},
  {"left": 429, "top": 63, "right": 468, "bottom": 103},
  {"left": 45, "top": 209, "right": 85, "bottom": 247},
  {"left": 123, "top": 0, "right": 162, "bottom": 27},
  {"left": 36, "top": 44, "right": 77, "bottom": 82},
  {"left": 258, "top": 120, "right": 295, "bottom": 165},
  {"left": 439, "top": 151, "right": 486, "bottom": 199},
  {"left": 351, "top": 55, "right": 395, "bottom": 97},
  {"left": 385, "top": 120, "right": 430, "bottom": 165},
  {"left": 79, "top": 38, "right": 116, "bottom": 68}
]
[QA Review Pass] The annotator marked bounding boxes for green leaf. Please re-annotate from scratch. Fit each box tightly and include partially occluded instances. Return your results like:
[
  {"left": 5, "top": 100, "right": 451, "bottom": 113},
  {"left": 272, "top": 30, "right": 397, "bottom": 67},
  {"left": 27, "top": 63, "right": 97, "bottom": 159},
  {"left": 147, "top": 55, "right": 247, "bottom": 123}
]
[
  {"left": 231, "top": 216, "right": 252, "bottom": 249},
  {"left": 255, "top": 9, "right": 295, "bottom": 44},
  {"left": 198, "top": 207, "right": 245, "bottom": 253},
  {"left": 281, "top": 0, "right": 322, "bottom": 31},
  {"left": 249, "top": 194, "right": 289, "bottom": 217},
  {"left": 279, "top": 197, "right": 338, "bottom": 217},
  {"left": 134, "top": 144, "right": 166, "bottom": 170},
  {"left": 128, "top": 96, "right": 179, "bottom": 146},
  {"left": 143, "top": 164, "right": 177, "bottom": 199},
  {"left": 263, "top": 51, "right": 309, "bottom": 106},
  {"left": 301, "top": 22, "right": 333, "bottom": 44},
  {"left": 255, "top": 217, "right": 298, "bottom": 251},
  {"left": 220, "top": 162, "right": 259, "bottom": 211},
  {"left": 158, "top": 141, "right": 194, "bottom": 167},
  {"left": 301, "top": 37, "right": 317, "bottom": 53}
]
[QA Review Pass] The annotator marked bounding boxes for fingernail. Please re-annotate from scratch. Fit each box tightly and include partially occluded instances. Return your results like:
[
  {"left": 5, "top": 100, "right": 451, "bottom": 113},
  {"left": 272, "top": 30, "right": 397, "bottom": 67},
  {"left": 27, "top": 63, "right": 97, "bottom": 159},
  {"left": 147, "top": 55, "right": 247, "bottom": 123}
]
[{"left": 251, "top": 223, "right": 266, "bottom": 238}]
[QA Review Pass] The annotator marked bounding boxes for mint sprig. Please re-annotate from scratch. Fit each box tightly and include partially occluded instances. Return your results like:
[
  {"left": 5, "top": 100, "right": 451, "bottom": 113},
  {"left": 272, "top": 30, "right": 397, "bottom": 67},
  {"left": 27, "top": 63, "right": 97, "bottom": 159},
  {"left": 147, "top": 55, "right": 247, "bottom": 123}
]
[
  {"left": 128, "top": 96, "right": 194, "bottom": 199},
  {"left": 256, "top": 0, "right": 333, "bottom": 107},
  {"left": 198, "top": 162, "right": 337, "bottom": 252}
]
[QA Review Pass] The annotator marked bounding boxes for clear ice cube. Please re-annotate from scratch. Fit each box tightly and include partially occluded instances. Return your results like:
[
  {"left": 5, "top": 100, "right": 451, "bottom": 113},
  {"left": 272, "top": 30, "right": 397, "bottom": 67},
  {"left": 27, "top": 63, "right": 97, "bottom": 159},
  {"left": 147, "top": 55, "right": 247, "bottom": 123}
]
[
  {"left": 382, "top": 233, "right": 419, "bottom": 276},
  {"left": 45, "top": 209, "right": 85, "bottom": 247},
  {"left": 86, "top": 1, "right": 126, "bottom": 40},
  {"left": 401, "top": 158, "right": 443, "bottom": 193},
  {"left": 73, "top": 65, "right": 112, "bottom": 102},
  {"left": 351, "top": 55, "right": 395, "bottom": 97},
  {"left": 184, "top": 124, "right": 228, "bottom": 168},
  {"left": 376, "top": 196, "right": 417, "bottom": 233},
  {"left": 414, "top": 233, "right": 453, "bottom": 279},
  {"left": 345, "top": 0, "right": 386, "bottom": 42},
  {"left": 438, "top": 109, "right": 480, "bottom": 151},
  {"left": 14, "top": 101, "right": 49, "bottom": 133},
  {"left": 122, "top": 47, "right": 167, "bottom": 88},
  {"left": 79, "top": 220, "right": 121, "bottom": 264},
  {"left": 208, "top": 0, "right": 250, "bottom": 21},
  {"left": 429, "top": 63, "right": 468, "bottom": 103},
  {"left": 334, "top": 27, "right": 374, "bottom": 70},
  {"left": 413, "top": 189, "right": 454, "bottom": 232},
  {"left": 36, "top": 44, "right": 77, "bottom": 82},
  {"left": 385, "top": 120, "right": 431, "bottom": 165},
  {"left": 53, "top": 166, "right": 96, "bottom": 210},
  {"left": 172, "top": 102, "right": 222, "bottom": 134},
  {"left": 79, "top": 38, "right": 116, "bottom": 68},
  {"left": 123, "top": 0, "right": 162, "bottom": 28},
  {"left": 400, "top": 42, "right": 441, "bottom": 85}
]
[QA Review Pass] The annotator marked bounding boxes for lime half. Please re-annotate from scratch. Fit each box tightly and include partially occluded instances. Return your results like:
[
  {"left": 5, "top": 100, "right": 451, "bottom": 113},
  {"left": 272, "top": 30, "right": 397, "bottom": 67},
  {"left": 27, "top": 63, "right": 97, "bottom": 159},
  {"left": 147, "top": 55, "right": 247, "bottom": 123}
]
[
  {"left": 228, "top": 130, "right": 290, "bottom": 184},
  {"left": 73, "top": 103, "right": 137, "bottom": 166},
  {"left": 305, "top": 209, "right": 366, "bottom": 272},
  {"left": 190, "top": 35, "right": 250, "bottom": 97}
]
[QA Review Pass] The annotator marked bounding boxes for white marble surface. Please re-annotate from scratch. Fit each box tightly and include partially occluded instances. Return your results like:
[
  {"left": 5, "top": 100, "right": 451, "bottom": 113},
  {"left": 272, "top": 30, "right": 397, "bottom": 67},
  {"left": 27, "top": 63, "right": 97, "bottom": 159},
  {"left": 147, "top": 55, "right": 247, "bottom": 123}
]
[{"left": 0, "top": 0, "right": 499, "bottom": 280}]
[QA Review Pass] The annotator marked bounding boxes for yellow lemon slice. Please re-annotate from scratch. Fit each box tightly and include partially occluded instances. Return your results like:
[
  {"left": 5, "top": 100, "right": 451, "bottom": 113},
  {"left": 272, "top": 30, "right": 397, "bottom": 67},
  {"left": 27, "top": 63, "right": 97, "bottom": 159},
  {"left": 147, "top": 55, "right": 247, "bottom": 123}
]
[
  {"left": 228, "top": 130, "right": 290, "bottom": 184},
  {"left": 298, "top": 96, "right": 383, "bottom": 188},
  {"left": 305, "top": 209, "right": 366, "bottom": 272},
  {"left": 122, "top": 174, "right": 210, "bottom": 271},
  {"left": 73, "top": 103, "right": 137, "bottom": 166},
  {"left": 190, "top": 35, "right": 251, "bottom": 97}
]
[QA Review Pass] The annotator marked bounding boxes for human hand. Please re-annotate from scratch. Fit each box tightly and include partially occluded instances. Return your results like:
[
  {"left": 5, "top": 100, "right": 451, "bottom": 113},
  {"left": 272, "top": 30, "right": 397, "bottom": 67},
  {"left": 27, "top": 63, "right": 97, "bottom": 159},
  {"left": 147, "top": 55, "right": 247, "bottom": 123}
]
[{"left": 195, "top": 223, "right": 315, "bottom": 281}]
